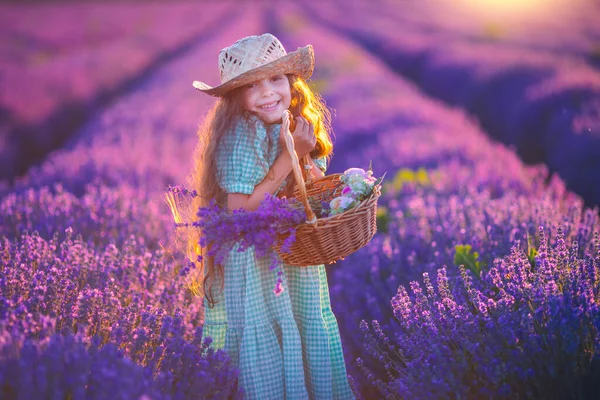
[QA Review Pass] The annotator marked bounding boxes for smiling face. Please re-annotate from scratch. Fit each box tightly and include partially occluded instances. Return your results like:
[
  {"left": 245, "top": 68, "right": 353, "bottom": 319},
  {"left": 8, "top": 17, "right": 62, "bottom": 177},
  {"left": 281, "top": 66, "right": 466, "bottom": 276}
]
[{"left": 240, "top": 74, "right": 292, "bottom": 124}]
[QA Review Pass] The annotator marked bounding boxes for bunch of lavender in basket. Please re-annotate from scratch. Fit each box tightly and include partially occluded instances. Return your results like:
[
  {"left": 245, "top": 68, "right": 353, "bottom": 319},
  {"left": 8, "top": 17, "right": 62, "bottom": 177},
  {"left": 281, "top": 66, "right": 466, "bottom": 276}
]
[{"left": 166, "top": 187, "right": 305, "bottom": 295}]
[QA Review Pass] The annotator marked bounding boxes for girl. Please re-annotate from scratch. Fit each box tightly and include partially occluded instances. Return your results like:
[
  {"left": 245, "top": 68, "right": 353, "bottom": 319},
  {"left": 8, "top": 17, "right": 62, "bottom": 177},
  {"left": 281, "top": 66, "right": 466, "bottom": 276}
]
[{"left": 185, "top": 33, "right": 355, "bottom": 399}]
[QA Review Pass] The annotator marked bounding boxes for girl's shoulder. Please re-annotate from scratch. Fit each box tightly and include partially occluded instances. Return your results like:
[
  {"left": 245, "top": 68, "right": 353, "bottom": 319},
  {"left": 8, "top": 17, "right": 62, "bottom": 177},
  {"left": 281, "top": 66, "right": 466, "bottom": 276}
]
[
  {"left": 218, "top": 115, "right": 271, "bottom": 157},
  {"left": 227, "top": 114, "right": 258, "bottom": 135},
  {"left": 219, "top": 115, "right": 252, "bottom": 149}
]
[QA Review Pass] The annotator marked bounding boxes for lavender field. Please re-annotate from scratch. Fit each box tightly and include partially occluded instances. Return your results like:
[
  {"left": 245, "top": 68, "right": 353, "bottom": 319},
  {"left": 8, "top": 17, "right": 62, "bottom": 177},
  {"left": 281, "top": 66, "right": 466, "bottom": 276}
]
[{"left": 1, "top": 0, "right": 600, "bottom": 399}]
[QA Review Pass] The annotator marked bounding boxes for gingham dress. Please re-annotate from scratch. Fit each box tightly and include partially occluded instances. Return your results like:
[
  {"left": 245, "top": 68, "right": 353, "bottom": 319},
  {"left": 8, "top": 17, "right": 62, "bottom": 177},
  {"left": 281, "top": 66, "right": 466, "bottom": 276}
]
[{"left": 201, "top": 115, "right": 355, "bottom": 400}]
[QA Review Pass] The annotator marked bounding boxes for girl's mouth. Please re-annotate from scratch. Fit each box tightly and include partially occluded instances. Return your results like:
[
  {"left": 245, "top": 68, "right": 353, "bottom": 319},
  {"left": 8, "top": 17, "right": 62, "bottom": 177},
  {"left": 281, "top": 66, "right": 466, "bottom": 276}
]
[{"left": 258, "top": 100, "right": 280, "bottom": 111}]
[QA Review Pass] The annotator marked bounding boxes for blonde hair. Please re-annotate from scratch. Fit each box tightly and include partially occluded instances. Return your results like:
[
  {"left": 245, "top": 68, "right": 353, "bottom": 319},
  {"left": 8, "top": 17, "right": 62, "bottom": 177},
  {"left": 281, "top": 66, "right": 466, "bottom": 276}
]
[{"left": 167, "top": 74, "right": 333, "bottom": 308}]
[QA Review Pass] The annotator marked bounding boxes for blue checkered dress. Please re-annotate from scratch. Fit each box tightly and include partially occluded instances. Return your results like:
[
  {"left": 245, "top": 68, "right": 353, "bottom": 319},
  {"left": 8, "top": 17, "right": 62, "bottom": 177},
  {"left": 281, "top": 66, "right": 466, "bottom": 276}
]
[{"left": 201, "top": 115, "right": 355, "bottom": 399}]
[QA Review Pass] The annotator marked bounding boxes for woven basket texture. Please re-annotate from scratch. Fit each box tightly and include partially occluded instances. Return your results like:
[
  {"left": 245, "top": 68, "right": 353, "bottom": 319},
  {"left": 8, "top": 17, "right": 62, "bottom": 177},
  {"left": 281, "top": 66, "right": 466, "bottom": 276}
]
[{"left": 275, "top": 173, "right": 380, "bottom": 267}]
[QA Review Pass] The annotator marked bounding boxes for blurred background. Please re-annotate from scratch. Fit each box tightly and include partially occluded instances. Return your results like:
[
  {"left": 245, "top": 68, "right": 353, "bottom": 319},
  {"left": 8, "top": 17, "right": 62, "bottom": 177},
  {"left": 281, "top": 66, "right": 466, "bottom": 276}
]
[{"left": 1, "top": 0, "right": 599, "bottom": 207}]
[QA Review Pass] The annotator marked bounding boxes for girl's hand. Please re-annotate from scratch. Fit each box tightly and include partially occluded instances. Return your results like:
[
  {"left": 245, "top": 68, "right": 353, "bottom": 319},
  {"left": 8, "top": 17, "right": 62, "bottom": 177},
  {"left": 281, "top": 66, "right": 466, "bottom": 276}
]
[{"left": 280, "top": 111, "right": 316, "bottom": 159}]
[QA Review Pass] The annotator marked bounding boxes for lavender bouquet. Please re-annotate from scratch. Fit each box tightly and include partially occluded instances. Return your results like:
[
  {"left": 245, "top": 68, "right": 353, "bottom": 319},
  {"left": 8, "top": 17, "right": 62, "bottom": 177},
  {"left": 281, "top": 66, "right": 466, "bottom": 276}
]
[{"left": 166, "top": 187, "right": 305, "bottom": 295}]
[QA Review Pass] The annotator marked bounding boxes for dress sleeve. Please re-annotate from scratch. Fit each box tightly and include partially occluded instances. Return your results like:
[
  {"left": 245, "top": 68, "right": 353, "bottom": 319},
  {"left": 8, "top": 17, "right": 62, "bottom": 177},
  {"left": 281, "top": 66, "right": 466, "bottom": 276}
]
[
  {"left": 216, "top": 119, "right": 269, "bottom": 194},
  {"left": 312, "top": 156, "right": 328, "bottom": 174}
]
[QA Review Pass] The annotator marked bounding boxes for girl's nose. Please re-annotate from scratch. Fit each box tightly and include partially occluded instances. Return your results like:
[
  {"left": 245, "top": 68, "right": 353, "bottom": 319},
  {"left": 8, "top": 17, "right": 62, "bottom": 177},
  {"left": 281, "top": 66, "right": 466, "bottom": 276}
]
[{"left": 259, "top": 81, "right": 275, "bottom": 97}]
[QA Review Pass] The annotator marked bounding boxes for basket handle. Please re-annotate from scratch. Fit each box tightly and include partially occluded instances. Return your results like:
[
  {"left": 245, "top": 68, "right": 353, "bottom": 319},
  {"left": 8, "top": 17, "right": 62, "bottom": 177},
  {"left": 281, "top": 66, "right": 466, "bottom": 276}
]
[{"left": 282, "top": 112, "right": 317, "bottom": 225}]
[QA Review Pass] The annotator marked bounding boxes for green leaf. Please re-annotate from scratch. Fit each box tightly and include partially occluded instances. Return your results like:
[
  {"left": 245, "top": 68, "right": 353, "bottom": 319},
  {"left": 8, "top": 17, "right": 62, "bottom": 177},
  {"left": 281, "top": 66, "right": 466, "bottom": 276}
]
[
  {"left": 373, "top": 171, "right": 387, "bottom": 188},
  {"left": 528, "top": 246, "right": 538, "bottom": 269},
  {"left": 365, "top": 171, "right": 387, "bottom": 198},
  {"left": 454, "top": 244, "right": 482, "bottom": 277},
  {"left": 526, "top": 231, "right": 538, "bottom": 269},
  {"left": 376, "top": 206, "right": 389, "bottom": 234}
]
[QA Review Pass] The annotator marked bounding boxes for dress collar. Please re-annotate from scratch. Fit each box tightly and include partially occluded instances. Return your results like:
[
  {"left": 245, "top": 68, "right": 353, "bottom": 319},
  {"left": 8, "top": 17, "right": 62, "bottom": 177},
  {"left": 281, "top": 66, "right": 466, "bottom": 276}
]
[{"left": 245, "top": 114, "right": 282, "bottom": 137}]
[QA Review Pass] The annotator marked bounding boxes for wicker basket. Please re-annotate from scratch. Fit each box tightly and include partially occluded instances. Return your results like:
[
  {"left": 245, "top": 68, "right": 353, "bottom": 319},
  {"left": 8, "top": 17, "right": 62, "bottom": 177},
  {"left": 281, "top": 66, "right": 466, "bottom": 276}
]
[{"left": 274, "top": 116, "right": 381, "bottom": 266}]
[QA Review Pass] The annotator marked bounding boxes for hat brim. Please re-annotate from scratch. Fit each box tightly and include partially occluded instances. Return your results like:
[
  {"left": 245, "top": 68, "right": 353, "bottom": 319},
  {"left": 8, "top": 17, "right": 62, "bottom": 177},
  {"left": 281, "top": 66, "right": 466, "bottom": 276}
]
[{"left": 193, "top": 45, "right": 314, "bottom": 97}]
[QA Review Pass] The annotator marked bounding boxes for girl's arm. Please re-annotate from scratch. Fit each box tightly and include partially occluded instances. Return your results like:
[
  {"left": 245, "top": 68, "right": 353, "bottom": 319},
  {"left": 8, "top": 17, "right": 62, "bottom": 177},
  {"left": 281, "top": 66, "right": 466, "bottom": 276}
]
[{"left": 227, "top": 152, "right": 293, "bottom": 211}]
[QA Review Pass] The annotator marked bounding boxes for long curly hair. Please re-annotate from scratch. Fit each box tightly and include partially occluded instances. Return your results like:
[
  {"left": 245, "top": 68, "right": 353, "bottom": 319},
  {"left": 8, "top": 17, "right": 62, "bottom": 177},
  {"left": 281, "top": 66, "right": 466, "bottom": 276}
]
[{"left": 169, "top": 74, "right": 333, "bottom": 308}]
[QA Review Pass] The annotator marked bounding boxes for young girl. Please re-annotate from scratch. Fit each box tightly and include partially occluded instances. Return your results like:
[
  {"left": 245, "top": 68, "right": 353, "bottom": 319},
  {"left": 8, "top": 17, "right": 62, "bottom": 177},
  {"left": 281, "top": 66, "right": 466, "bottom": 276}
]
[{"left": 186, "top": 33, "right": 355, "bottom": 399}]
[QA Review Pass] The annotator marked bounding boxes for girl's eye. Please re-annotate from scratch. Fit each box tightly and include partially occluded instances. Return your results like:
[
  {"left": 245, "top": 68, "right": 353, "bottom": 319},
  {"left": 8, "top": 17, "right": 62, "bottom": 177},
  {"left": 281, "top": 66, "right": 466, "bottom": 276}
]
[
  {"left": 245, "top": 83, "right": 257, "bottom": 90},
  {"left": 271, "top": 75, "right": 283, "bottom": 82}
]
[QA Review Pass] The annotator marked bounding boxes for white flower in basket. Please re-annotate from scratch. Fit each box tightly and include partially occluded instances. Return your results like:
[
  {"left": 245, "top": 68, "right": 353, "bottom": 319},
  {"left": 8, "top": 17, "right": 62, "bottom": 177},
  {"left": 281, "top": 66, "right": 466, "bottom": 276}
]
[{"left": 327, "top": 167, "right": 385, "bottom": 217}]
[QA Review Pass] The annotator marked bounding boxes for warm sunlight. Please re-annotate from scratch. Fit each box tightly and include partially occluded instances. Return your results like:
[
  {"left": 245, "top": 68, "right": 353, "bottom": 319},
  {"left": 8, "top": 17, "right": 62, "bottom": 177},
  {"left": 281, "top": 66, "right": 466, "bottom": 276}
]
[{"left": 450, "top": 0, "right": 572, "bottom": 21}]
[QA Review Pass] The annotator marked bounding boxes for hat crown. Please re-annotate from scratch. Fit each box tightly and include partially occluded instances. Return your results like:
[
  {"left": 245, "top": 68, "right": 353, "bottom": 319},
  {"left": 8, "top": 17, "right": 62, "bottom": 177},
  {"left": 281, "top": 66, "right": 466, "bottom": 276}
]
[{"left": 218, "top": 33, "right": 287, "bottom": 84}]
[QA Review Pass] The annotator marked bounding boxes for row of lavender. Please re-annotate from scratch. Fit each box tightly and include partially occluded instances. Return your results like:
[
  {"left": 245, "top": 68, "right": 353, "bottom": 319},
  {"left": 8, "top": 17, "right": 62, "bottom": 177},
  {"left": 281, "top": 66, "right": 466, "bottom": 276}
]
[
  {"left": 0, "top": 2, "right": 233, "bottom": 181},
  {"left": 273, "top": 4, "right": 600, "bottom": 398},
  {"left": 304, "top": 0, "right": 600, "bottom": 209},
  {"left": 0, "top": 4, "right": 270, "bottom": 398},
  {"left": 362, "top": 0, "right": 600, "bottom": 66}
]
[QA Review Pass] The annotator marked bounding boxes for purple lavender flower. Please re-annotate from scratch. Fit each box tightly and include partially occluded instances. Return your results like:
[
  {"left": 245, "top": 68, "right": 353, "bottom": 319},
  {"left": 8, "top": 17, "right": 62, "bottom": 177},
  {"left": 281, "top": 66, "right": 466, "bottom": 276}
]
[
  {"left": 358, "top": 229, "right": 600, "bottom": 398},
  {"left": 0, "top": 230, "right": 242, "bottom": 398}
]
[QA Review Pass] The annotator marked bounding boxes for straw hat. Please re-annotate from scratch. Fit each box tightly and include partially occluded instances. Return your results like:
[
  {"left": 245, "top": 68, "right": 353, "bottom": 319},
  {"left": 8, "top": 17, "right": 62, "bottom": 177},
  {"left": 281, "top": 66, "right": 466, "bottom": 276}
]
[{"left": 193, "top": 33, "right": 314, "bottom": 97}]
